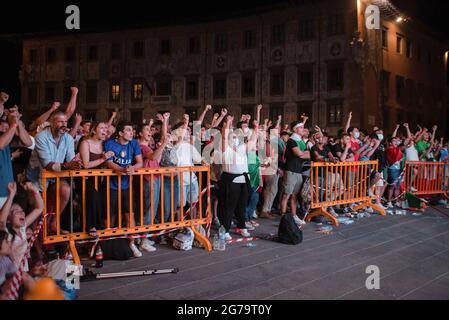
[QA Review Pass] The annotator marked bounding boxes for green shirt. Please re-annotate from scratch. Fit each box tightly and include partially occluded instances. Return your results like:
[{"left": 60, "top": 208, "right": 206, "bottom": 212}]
[
  {"left": 295, "top": 139, "right": 307, "bottom": 151},
  {"left": 247, "top": 151, "right": 261, "bottom": 188},
  {"left": 416, "top": 140, "right": 430, "bottom": 156}
]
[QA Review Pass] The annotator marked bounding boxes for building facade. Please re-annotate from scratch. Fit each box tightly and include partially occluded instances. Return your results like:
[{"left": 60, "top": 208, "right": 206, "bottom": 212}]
[{"left": 19, "top": 0, "right": 448, "bottom": 135}]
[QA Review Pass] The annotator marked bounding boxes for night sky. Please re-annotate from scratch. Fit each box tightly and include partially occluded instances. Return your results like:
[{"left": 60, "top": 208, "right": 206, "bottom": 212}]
[{"left": 0, "top": 0, "right": 447, "bottom": 105}]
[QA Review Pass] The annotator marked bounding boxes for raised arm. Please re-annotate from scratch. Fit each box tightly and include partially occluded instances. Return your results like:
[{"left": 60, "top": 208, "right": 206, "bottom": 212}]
[
  {"left": 30, "top": 102, "right": 60, "bottom": 132},
  {"left": 392, "top": 124, "right": 400, "bottom": 138},
  {"left": 22, "top": 183, "right": 44, "bottom": 227},
  {"left": 415, "top": 127, "right": 427, "bottom": 142},
  {"left": 64, "top": 87, "right": 79, "bottom": 120},
  {"left": 247, "top": 120, "right": 259, "bottom": 151},
  {"left": 344, "top": 111, "right": 352, "bottom": 133},
  {"left": 213, "top": 108, "right": 228, "bottom": 128},
  {"left": 221, "top": 115, "right": 233, "bottom": 154},
  {"left": 197, "top": 105, "right": 212, "bottom": 126},
  {"left": 403, "top": 123, "right": 412, "bottom": 139},
  {"left": 256, "top": 104, "right": 262, "bottom": 125},
  {"left": 430, "top": 125, "right": 437, "bottom": 145},
  {"left": 314, "top": 125, "right": 323, "bottom": 137},
  {"left": 0, "top": 183, "right": 16, "bottom": 230},
  {"left": 0, "top": 116, "right": 18, "bottom": 150},
  {"left": 107, "top": 111, "right": 117, "bottom": 128},
  {"left": 275, "top": 115, "right": 282, "bottom": 131},
  {"left": 301, "top": 115, "right": 309, "bottom": 127},
  {"left": 69, "top": 113, "right": 82, "bottom": 138}
]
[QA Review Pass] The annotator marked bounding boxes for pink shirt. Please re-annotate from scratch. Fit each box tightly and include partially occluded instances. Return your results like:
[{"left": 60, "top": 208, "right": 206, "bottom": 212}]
[{"left": 140, "top": 144, "right": 160, "bottom": 181}]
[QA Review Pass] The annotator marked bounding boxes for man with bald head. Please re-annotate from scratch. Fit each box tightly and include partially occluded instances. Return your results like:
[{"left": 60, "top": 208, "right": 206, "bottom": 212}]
[{"left": 31, "top": 111, "right": 82, "bottom": 233}]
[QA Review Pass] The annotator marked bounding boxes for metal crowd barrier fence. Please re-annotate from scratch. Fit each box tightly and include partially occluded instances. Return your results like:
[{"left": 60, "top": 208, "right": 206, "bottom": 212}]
[
  {"left": 305, "top": 161, "right": 386, "bottom": 226},
  {"left": 404, "top": 161, "right": 449, "bottom": 198},
  {"left": 41, "top": 166, "right": 212, "bottom": 264}
]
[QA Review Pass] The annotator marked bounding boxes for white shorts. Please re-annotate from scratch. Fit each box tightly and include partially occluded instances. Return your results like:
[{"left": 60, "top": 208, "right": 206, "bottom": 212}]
[
  {"left": 182, "top": 181, "right": 199, "bottom": 206},
  {"left": 374, "top": 172, "right": 384, "bottom": 187}
]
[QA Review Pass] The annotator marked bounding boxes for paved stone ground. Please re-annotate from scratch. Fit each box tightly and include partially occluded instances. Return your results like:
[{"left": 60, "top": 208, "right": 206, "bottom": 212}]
[{"left": 78, "top": 205, "right": 449, "bottom": 300}]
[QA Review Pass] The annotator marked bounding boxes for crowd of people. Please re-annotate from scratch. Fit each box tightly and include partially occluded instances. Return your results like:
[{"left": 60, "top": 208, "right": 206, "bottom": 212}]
[{"left": 1, "top": 87, "right": 448, "bottom": 299}]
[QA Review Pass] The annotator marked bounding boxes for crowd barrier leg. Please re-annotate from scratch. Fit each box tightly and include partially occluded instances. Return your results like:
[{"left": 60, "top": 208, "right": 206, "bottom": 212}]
[
  {"left": 69, "top": 238, "right": 81, "bottom": 265},
  {"left": 191, "top": 226, "right": 212, "bottom": 251},
  {"left": 352, "top": 201, "right": 386, "bottom": 216},
  {"left": 305, "top": 207, "right": 339, "bottom": 226}
]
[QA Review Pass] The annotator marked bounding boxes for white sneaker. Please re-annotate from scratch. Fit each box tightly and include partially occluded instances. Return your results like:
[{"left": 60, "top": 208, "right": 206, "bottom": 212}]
[
  {"left": 129, "top": 243, "right": 143, "bottom": 257},
  {"left": 293, "top": 215, "right": 306, "bottom": 226},
  {"left": 387, "top": 202, "right": 394, "bottom": 209},
  {"left": 375, "top": 202, "right": 387, "bottom": 210},
  {"left": 366, "top": 207, "right": 374, "bottom": 213},
  {"left": 245, "top": 222, "right": 255, "bottom": 231},
  {"left": 234, "top": 228, "right": 251, "bottom": 238},
  {"left": 410, "top": 187, "right": 418, "bottom": 192},
  {"left": 224, "top": 233, "right": 233, "bottom": 241},
  {"left": 252, "top": 211, "right": 258, "bottom": 219},
  {"left": 140, "top": 239, "right": 157, "bottom": 252}
]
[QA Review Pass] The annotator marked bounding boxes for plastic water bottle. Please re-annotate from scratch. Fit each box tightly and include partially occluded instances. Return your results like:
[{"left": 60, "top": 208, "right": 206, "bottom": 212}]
[
  {"left": 95, "top": 245, "right": 103, "bottom": 268},
  {"left": 218, "top": 226, "right": 226, "bottom": 251},
  {"left": 213, "top": 234, "right": 220, "bottom": 251}
]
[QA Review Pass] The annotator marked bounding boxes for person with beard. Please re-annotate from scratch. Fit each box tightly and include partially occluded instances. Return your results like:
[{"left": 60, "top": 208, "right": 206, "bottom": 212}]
[{"left": 33, "top": 111, "right": 82, "bottom": 233}]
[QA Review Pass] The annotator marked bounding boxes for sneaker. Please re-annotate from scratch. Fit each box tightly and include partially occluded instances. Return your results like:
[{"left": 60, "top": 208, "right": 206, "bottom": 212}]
[
  {"left": 293, "top": 214, "right": 306, "bottom": 226},
  {"left": 252, "top": 211, "right": 258, "bottom": 219},
  {"left": 140, "top": 239, "right": 157, "bottom": 252},
  {"left": 375, "top": 202, "right": 387, "bottom": 210},
  {"left": 365, "top": 207, "right": 374, "bottom": 213},
  {"left": 410, "top": 187, "right": 418, "bottom": 192},
  {"left": 129, "top": 243, "right": 143, "bottom": 257},
  {"left": 250, "top": 220, "right": 260, "bottom": 227},
  {"left": 224, "top": 233, "right": 233, "bottom": 241},
  {"left": 234, "top": 228, "right": 251, "bottom": 237},
  {"left": 245, "top": 222, "right": 255, "bottom": 231},
  {"left": 386, "top": 202, "right": 394, "bottom": 209}
]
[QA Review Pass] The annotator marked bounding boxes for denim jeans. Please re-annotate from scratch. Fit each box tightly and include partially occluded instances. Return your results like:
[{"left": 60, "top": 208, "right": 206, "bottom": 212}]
[
  {"left": 156, "top": 175, "right": 180, "bottom": 223},
  {"left": 245, "top": 186, "right": 260, "bottom": 222},
  {"left": 143, "top": 177, "right": 161, "bottom": 225}
]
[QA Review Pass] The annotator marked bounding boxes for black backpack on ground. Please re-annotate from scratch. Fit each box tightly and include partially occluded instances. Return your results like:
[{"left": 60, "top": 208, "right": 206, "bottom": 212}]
[
  {"left": 278, "top": 213, "right": 303, "bottom": 245},
  {"left": 100, "top": 239, "right": 133, "bottom": 260}
]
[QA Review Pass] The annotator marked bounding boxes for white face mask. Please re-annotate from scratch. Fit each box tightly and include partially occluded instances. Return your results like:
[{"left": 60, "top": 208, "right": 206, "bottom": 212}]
[
  {"left": 232, "top": 138, "right": 240, "bottom": 148},
  {"left": 354, "top": 132, "right": 360, "bottom": 140},
  {"left": 377, "top": 134, "right": 384, "bottom": 141},
  {"left": 243, "top": 127, "right": 250, "bottom": 134}
]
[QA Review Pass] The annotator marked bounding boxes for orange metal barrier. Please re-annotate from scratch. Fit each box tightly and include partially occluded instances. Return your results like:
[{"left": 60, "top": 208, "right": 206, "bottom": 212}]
[
  {"left": 404, "top": 161, "right": 449, "bottom": 198},
  {"left": 305, "top": 161, "right": 386, "bottom": 226},
  {"left": 41, "top": 166, "right": 212, "bottom": 264}
]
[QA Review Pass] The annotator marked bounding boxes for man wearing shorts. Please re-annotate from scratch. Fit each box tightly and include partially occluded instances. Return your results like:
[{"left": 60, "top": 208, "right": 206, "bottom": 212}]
[{"left": 280, "top": 121, "right": 310, "bottom": 226}]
